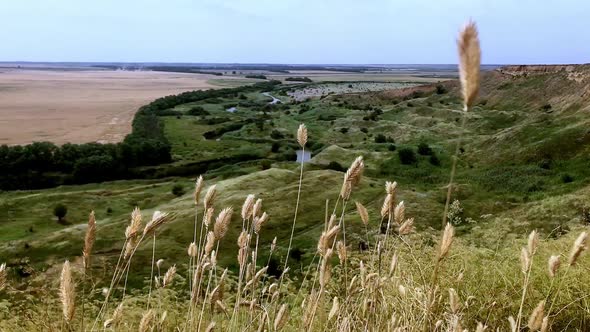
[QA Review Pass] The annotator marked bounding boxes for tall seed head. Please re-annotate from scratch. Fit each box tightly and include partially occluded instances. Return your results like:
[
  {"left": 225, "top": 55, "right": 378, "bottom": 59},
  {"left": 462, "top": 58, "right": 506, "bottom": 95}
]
[
  {"left": 188, "top": 242, "right": 198, "bottom": 257},
  {"left": 241, "top": 194, "right": 255, "bottom": 220},
  {"left": 0, "top": 263, "right": 6, "bottom": 292},
  {"left": 59, "top": 260, "right": 75, "bottom": 323},
  {"left": 328, "top": 297, "right": 339, "bottom": 321},
  {"left": 143, "top": 210, "right": 170, "bottom": 236},
  {"left": 439, "top": 223, "right": 455, "bottom": 259},
  {"left": 520, "top": 247, "right": 531, "bottom": 273},
  {"left": 274, "top": 304, "right": 289, "bottom": 331},
  {"left": 457, "top": 20, "right": 481, "bottom": 109},
  {"left": 448, "top": 288, "right": 460, "bottom": 313},
  {"left": 393, "top": 201, "right": 405, "bottom": 225},
  {"left": 83, "top": 211, "right": 96, "bottom": 270},
  {"left": 527, "top": 300, "right": 545, "bottom": 331},
  {"left": 355, "top": 201, "right": 369, "bottom": 226},
  {"left": 398, "top": 218, "right": 415, "bottom": 236},
  {"left": 336, "top": 240, "right": 347, "bottom": 263},
  {"left": 297, "top": 123, "right": 308, "bottom": 148},
  {"left": 204, "top": 185, "right": 217, "bottom": 210},
  {"left": 162, "top": 265, "right": 176, "bottom": 287},
  {"left": 568, "top": 231, "right": 588, "bottom": 266},
  {"left": 340, "top": 156, "right": 364, "bottom": 200},
  {"left": 194, "top": 176, "right": 204, "bottom": 205},
  {"left": 139, "top": 309, "right": 155, "bottom": 332},
  {"left": 548, "top": 255, "right": 560, "bottom": 278},
  {"left": 203, "top": 207, "right": 214, "bottom": 228},
  {"left": 528, "top": 230, "right": 539, "bottom": 255},
  {"left": 213, "top": 207, "right": 233, "bottom": 240},
  {"left": 381, "top": 194, "right": 393, "bottom": 218},
  {"left": 254, "top": 212, "right": 269, "bottom": 234},
  {"left": 252, "top": 198, "right": 263, "bottom": 218}
]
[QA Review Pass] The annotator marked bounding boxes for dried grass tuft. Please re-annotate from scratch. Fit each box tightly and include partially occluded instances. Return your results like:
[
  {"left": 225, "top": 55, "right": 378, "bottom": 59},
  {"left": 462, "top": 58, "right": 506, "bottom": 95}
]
[
  {"left": 297, "top": 123, "right": 308, "bottom": 148},
  {"left": 59, "top": 260, "right": 75, "bottom": 324},
  {"left": 83, "top": 211, "right": 96, "bottom": 270}
]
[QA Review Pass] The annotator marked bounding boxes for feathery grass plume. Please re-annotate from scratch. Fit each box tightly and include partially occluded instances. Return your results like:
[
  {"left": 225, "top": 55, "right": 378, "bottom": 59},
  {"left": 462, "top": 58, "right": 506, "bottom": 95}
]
[
  {"left": 457, "top": 20, "right": 481, "bottom": 109},
  {"left": 527, "top": 300, "right": 545, "bottom": 331},
  {"left": 237, "top": 230, "right": 249, "bottom": 248},
  {"left": 393, "top": 201, "right": 405, "bottom": 225},
  {"left": 318, "top": 225, "right": 340, "bottom": 256},
  {"left": 59, "top": 260, "right": 75, "bottom": 324},
  {"left": 508, "top": 316, "right": 517, "bottom": 332},
  {"left": 252, "top": 198, "right": 262, "bottom": 218},
  {"left": 204, "top": 231, "right": 215, "bottom": 256},
  {"left": 540, "top": 316, "right": 549, "bottom": 332},
  {"left": 547, "top": 255, "right": 560, "bottom": 278},
  {"left": 527, "top": 230, "right": 539, "bottom": 255},
  {"left": 254, "top": 212, "right": 269, "bottom": 234},
  {"left": 568, "top": 231, "right": 587, "bottom": 266},
  {"left": 328, "top": 297, "right": 339, "bottom": 321},
  {"left": 205, "top": 321, "right": 216, "bottom": 332},
  {"left": 162, "top": 265, "right": 176, "bottom": 288},
  {"left": 204, "top": 185, "right": 217, "bottom": 210},
  {"left": 520, "top": 247, "right": 531, "bottom": 273},
  {"left": 320, "top": 249, "right": 334, "bottom": 288},
  {"left": 104, "top": 302, "right": 123, "bottom": 328},
  {"left": 83, "top": 211, "right": 96, "bottom": 270},
  {"left": 439, "top": 223, "right": 455, "bottom": 259},
  {"left": 475, "top": 322, "right": 487, "bottom": 332},
  {"left": 241, "top": 194, "right": 255, "bottom": 220},
  {"left": 270, "top": 237, "right": 277, "bottom": 252},
  {"left": 389, "top": 253, "right": 398, "bottom": 277},
  {"left": 398, "top": 218, "right": 414, "bottom": 235},
  {"left": 355, "top": 201, "right": 369, "bottom": 226},
  {"left": 188, "top": 242, "right": 198, "bottom": 257},
  {"left": 194, "top": 176, "right": 204, "bottom": 205},
  {"left": 385, "top": 180, "right": 397, "bottom": 195},
  {"left": 336, "top": 240, "right": 347, "bottom": 263},
  {"left": 213, "top": 207, "right": 233, "bottom": 240},
  {"left": 381, "top": 194, "right": 393, "bottom": 218},
  {"left": 143, "top": 211, "right": 170, "bottom": 236},
  {"left": 340, "top": 156, "right": 364, "bottom": 200},
  {"left": 125, "top": 207, "right": 143, "bottom": 257},
  {"left": 297, "top": 123, "right": 307, "bottom": 147},
  {"left": 0, "top": 263, "right": 6, "bottom": 292},
  {"left": 326, "top": 213, "right": 336, "bottom": 230},
  {"left": 274, "top": 304, "right": 289, "bottom": 331},
  {"left": 139, "top": 309, "right": 155, "bottom": 332},
  {"left": 449, "top": 288, "right": 460, "bottom": 313}
]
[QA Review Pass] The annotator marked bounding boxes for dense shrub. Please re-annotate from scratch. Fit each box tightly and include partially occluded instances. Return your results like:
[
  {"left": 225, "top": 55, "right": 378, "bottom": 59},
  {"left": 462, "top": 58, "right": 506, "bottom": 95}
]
[
  {"left": 374, "top": 134, "right": 387, "bottom": 143},
  {"left": 429, "top": 154, "right": 441, "bottom": 166},
  {"left": 270, "top": 130, "right": 285, "bottom": 139},
  {"left": 53, "top": 204, "right": 68, "bottom": 223},
  {"left": 326, "top": 161, "right": 345, "bottom": 172},
  {"left": 245, "top": 74, "right": 267, "bottom": 79},
  {"left": 561, "top": 173, "right": 574, "bottom": 183},
  {"left": 417, "top": 142, "right": 433, "bottom": 155},
  {"left": 436, "top": 84, "right": 447, "bottom": 94},
  {"left": 171, "top": 184, "right": 185, "bottom": 197},
  {"left": 187, "top": 106, "right": 210, "bottom": 116},
  {"left": 388, "top": 144, "right": 397, "bottom": 151},
  {"left": 398, "top": 148, "right": 417, "bottom": 165}
]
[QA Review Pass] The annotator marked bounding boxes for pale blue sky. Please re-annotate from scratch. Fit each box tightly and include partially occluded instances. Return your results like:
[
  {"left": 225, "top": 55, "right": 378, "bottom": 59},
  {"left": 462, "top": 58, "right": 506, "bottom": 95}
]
[{"left": 2, "top": 0, "right": 588, "bottom": 64}]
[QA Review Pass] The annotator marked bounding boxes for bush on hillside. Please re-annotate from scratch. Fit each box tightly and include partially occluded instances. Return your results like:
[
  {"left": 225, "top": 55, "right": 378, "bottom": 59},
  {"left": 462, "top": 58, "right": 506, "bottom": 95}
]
[
  {"left": 398, "top": 147, "right": 417, "bottom": 165},
  {"left": 171, "top": 184, "right": 185, "bottom": 197},
  {"left": 417, "top": 142, "right": 433, "bottom": 155},
  {"left": 53, "top": 204, "right": 68, "bottom": 223}
]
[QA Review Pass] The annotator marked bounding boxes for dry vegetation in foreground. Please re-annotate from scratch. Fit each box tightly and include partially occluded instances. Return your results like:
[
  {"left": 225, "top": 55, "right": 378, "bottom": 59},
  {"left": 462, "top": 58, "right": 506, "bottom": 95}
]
[{"left": 0, "top": 21, "right": 589, "bottom": 332}]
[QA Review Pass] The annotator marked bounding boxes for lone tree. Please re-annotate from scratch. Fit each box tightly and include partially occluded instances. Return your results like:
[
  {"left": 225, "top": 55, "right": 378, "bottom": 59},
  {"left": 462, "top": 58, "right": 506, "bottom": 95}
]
[{"left": 54, "top": 204, "right": 68, "bottom": 223}]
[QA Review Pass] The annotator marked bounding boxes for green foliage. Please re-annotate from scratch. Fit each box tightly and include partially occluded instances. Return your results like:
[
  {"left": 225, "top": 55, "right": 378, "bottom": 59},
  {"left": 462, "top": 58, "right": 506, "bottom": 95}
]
[
  {"left": 187, "top": 106, "right": 210, "bottom": 116},
  {"left": 285, "top": 76, "right": 312, "bottom": 82},
  {"left": 171, "top": 184, "right": 185, "bottom": 197},
  {"left": 53, "top": 203, "right": 67, "bottom": 222},
  {"left": 398, "top": 147, "right": 417, "bottom": 165},
  {"left": 436, "top": 84, "right": 447, "bottom": 94},
  {"left": 417, "top": 142, "right": 433, "bottom": 155},
  {"left": 245, "top": 74, "right": 267, "bottom": 79}
]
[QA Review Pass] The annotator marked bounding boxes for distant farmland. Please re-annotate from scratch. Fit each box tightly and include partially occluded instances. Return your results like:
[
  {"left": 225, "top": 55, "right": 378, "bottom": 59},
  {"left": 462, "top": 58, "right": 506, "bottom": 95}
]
[{"left": 0, "top": 69, "right": 246, "bottom": 145}]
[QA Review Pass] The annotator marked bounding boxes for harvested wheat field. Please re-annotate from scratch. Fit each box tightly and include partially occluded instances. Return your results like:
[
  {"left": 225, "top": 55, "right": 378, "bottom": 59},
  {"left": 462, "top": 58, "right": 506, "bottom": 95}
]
[{"left": 0, "top": 69, "right": 233, "bottom": 145}]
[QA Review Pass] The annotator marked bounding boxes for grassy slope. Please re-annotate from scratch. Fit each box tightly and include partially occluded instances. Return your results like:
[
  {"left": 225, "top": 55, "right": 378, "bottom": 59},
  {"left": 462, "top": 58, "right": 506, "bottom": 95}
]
[{"left": 2, "top": 68, "right": 590, "bottom": 292}]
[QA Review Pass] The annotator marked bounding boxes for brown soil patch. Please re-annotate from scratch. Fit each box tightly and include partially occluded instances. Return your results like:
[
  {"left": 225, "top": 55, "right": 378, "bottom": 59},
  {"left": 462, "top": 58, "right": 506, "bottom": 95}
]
[{"left": 0, "top": 69, "right": 231, "bottom": 145}]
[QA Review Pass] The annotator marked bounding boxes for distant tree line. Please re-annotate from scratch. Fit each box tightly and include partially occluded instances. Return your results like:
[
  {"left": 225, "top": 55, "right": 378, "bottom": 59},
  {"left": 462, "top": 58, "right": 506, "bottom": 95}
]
[
  {"left": 245, "top": 74, "right": 267, "bottom": 79},
  {"left": 285, "top": 77, "right": 313, "bottom": 83},
  {"left": 0, "top": 80, "right": 282, "bottom": 190}
]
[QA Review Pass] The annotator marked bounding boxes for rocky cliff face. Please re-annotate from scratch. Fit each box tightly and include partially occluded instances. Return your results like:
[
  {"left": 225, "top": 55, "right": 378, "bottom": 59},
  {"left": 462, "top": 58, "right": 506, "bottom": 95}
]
[{"left": 496, "top": 64, "right": 590, "bottom": 82}]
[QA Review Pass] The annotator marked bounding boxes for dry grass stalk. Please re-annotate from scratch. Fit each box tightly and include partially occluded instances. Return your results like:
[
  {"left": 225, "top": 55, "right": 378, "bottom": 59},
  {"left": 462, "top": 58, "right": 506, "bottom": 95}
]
[
  {"left": 336, "top": 240, "right": 347, "bottom": 263},
  {"left": 274, "top": 304, "right": 289, "bottom": 331},
  {"left": 439, "top": 223, "right": 455, "bottom": 259},
  {"left": 83, "top": 211, "right": 96, "bottom": 270},
  {"left": 527, "top": 300, "right": 545, "bottom": 331},
  {"left": 398, "top": 218, "right": 414, "bottom": 235},
  {"left": 0, "top": 263, "right": 7, "bottom": 292},
  {"left": 457, "top": 20, "right": 481, "bottom": 109},
  {"left": 213, "top": 207, "right": 233, "bottom": 240},
  {"left": 252, "top": 198, "right": 263, "bottom": 218},
  {"left": 297, "top": 123, "right": 308, "bottom": 148},
  {"left": 59, "top": 260, "right": 75, "bottom": 324},
  {"left": 139, "top": 309, "right": 155, "bottom": 332},
  {"left": 205, "top": 321, "right": 216, "bottom": 332},
  {"left": 143, "top": 210, "right": 170, "bottom": 236},
  {"left": 162, "top": 265, "right": 176, "bottom": 288},
  {"left": 318, "top": 226, "right": 340, "bottom": 256},
  {"left": 204, "top": 232, "right": 215, "bottom": 255},
  {"left": 340, "top": 156, "right": 364, "bottom": 200},
  {"left": 328, "top": 297, "right": 339, "bottom": 321},
  {"left": 381, "top": 194, "right": 393, "bottom": 218},
  {"left": 254, "top": 212, "right": 269, "bottom": 234},
  {"left": 540, "top": 316, "right": 549, "bottom": 332},
  {"left": 104, "top": 302, "right": 123, "bottom": 328},
  {"left": 355, "top": 201, "right": 369, "bottom": 226},
  {"left": 241, "top": 194, "right": 255, "bottom": 220},
  {"left": 568, "top": 231, "right": 587, "bottom": 266},
  {"left": 520, "top": 247, "right": 531, "bottom": 273},
  {"left": 547, "top": 255, "right": 560, "bottom": 278},
  {"left": 448, "top": 288, "right": 460, "bottom": 313},
  {"left": 204, "top": 185, "right": 217, "bottom": 210},
  {"left": 389, "top": 253, "right": 398, "bottom": 277},
  {"left": 125, "top": 207, "right": 143, "bottom": 258},
  {"left": 194, "top": 176, "right": 204, "bottom": 205},
  {"left": 188, "top": 242, "right": 198, "bottom": 257},
  {"left": 393, "top": 201, "right": 405, "bottom": 225},
  {"left": 475, "top": 322, "right": 486, "bottom": 332},
  {"left": 527, "top": 230, "right": 539, "bottom": 255},
  {"left": 203, "top": 207, "right": 214, "bottom": 228}
]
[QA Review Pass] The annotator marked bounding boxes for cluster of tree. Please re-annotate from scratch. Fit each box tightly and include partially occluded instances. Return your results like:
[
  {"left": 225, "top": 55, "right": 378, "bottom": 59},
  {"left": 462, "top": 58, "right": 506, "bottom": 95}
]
[
  {"left": 285, "top": 77, "right": 313, "bottom": 83},
  {"left": 245, "top": 74, "right": 267, "bottom": 79}
]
